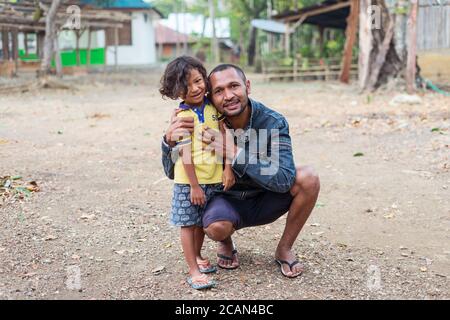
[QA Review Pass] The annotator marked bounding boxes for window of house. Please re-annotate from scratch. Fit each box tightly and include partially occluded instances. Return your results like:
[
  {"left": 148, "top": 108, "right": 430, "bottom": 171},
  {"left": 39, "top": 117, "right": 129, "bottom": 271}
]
[{"left": 106, "top": 20, "right": 132, "bottom": 46}]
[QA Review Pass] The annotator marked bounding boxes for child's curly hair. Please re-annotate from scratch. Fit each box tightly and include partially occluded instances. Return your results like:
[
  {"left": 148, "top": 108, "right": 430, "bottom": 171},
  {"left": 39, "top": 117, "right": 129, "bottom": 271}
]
[{"left": 159, "top": 56, "right": 208, "bottom": 100}]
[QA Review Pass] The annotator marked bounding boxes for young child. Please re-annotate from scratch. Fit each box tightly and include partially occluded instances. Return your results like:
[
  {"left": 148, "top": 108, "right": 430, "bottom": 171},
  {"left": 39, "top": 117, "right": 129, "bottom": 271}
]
[{"left": 159, "top": 56, "right": 235, "bottom": 290}]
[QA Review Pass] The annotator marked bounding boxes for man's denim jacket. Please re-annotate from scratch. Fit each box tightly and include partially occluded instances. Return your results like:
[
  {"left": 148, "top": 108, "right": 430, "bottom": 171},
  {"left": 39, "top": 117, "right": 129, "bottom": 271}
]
[{"left": 161, "top": 98, "right": 296, "bottom": 199}]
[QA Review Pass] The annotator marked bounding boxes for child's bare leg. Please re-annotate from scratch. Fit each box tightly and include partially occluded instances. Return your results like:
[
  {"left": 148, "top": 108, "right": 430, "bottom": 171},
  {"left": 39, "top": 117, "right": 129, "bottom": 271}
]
[
  {"left": 194, "top": 226, "right": 206, "bottom": 260},
  {"left": 180, "top": 226, "right": 202, "bottom": 277}
]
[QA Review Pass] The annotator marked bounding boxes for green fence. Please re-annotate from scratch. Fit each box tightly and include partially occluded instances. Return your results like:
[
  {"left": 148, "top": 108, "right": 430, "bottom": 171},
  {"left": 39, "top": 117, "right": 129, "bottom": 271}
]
[{"left": 19, "top": 48, "right": 105, "bottom": 67}]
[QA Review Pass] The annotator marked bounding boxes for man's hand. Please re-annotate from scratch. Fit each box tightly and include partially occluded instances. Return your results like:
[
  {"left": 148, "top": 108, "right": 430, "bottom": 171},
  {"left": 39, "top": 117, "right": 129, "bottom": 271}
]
[
  {"left": 165, "top": 109, "right": 194, "bottom": 148},
  {"left": 222, "top": 166, "right": 236, "bottom": 191},
  {"left": 190, "top": 185, "right": 206, "bottom": 206},
  {"left": 201, "top": 126, "right": 237, "bottom": 163}
]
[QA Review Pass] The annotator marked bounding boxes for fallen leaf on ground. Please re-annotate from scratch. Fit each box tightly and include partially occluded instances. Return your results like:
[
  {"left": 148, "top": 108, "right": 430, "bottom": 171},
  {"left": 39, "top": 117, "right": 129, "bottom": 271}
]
[
  {"left": 384, "top": 212, "right": 395, "bottom": 219},
  {"left": 89, "top": 113, "right": 111, "bottom": 119},
  {"left": 315, "top": 202, "right": 325, "bottom": 208},
  {"left": 152, "top": 266, "right": 165, "bottom": 275},
  {"left": 80, "top": 214, "right": 95, "bottom": 220}
]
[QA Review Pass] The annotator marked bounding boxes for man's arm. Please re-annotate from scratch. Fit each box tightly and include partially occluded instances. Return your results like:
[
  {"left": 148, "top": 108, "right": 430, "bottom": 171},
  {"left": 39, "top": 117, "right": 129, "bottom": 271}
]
[
  {"left": 232, "top": 118, "right": 296, "bottom": 193},
  {"left": 161, "top": 109, "right": 195, "bottom": 178}
]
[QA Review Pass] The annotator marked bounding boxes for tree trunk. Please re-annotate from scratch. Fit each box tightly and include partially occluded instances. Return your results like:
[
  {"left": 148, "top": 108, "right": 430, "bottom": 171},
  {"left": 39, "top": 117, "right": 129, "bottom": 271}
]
[
  {"left": 406, "top": 0, "right": 418, "bottom": 93},
  {"left": 209, "top": 0, "right": 220, "bottom": 63},
  {"left": 39, "top": 0, "right": 62, "bottom": 76},
  {"left": 175, "top": 2, "right": 180, "bottom": 57},
  {"left": 248, "top": 26, "right": 257, "bottom": 66},
  {"left": 359, "top": 0, "right": 419, "bottom": 91}
]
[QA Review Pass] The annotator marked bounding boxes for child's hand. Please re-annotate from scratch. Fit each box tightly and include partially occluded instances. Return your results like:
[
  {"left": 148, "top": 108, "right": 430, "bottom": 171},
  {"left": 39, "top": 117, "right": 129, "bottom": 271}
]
[
  {"left": 222, "top": 166, "right": 236, "bottom": 191},
  {"left": 190, "top": 185, "right": 206, "bottom": 206}
]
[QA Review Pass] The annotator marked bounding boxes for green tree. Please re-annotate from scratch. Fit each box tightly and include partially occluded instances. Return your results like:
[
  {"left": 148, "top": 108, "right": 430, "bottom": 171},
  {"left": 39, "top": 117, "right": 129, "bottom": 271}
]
[{"left": 229, "top": 0, "right": 267, "bottom": 66}]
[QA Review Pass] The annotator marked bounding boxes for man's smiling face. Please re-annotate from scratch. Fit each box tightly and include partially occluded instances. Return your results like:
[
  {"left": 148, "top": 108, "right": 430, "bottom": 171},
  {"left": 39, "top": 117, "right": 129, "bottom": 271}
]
[{"left": 209, "top": 68, "right": 251, "bottom": 117}]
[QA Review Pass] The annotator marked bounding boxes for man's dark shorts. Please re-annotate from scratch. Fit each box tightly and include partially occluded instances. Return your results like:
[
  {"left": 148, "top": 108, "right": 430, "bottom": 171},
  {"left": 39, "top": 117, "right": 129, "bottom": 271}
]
[{"left": 202, "top": 190, "right": 293, "bottom": 230}]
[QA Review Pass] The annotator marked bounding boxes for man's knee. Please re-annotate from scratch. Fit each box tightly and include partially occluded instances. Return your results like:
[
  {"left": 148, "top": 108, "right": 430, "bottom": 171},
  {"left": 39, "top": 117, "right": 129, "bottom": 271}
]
[
  {"left": 294, "top": 166, "right": 320, "bottom": 194},
  {"left": 204, "top": 221, "right": 233, "bottom": 241}
]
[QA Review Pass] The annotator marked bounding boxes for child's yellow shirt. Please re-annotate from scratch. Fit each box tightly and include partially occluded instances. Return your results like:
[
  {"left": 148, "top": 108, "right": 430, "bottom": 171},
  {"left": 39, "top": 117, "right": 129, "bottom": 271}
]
[{"left": 174, "top": 100, "right": 223, "bottom": 185}]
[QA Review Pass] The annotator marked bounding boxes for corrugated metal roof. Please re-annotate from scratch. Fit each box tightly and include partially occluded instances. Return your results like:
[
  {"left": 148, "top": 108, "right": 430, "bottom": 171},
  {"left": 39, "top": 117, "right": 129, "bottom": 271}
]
[
  {"left": 82, "top": 0, "right": 152, "bottom": 10},
  {"left": 251, "top": 19, "right": 288, "bottom": 34}
]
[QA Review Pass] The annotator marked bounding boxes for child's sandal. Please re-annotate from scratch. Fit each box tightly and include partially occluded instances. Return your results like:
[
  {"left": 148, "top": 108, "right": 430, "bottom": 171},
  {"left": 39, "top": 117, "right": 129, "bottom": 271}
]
[
  {"left": 187, "top": 274, "right": 216, "bottom": 290},
  {"left": 197, "top": 259, "right": 217, "bottom": 273}
]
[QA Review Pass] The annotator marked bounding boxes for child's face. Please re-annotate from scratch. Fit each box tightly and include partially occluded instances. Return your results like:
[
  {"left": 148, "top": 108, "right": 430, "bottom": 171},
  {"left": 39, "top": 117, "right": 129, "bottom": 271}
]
[{"left": 182, "top": 68, "right": 206, "bottom": 106}]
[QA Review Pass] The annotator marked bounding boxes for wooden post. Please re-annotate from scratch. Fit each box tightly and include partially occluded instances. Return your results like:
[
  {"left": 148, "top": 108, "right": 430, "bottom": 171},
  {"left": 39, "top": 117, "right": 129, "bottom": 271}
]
[
  {"left": 406, "top": 0, "right": 418, "bottom": 94},
  {"left": 114, "top": 27, "right": 118, "bottom": 69},
  {"left": 318, "top": 26, "right": 325, "bottom": 57},
  {"left": 103, "top": 29, "right": 107, "bottom": 72},
  {"left": 325, "top": 63, "right": 330, "bottom": 81},
  {"left": 54, "top": 32, "right": 63, "bottom": 77},
  {"left": 86, "top": 27, "right": 92, "bottom": 67},
  {"left": 12, "top": 29, "right": 18, "bottom": 74},
  {"left": 24, "top": 33, "right": 29, "bottom": 56},
  {"left": 1, "top": 30, "right": 9, "bottom": 61},
  {"left": 340, "top": 0, "right": 359, "bottom": 84},
  {"left": 37, "top": 32, "right": 45, "bottom": 60},
  {"left": 157, "top": 44, "right": 162, "bottom": 61},
  {"left": 75, "top": 30, "right": 80, "bottom": 66},
  {"left": 293, "top": 57, "right": 298, "bottom": 81},
  {"left": 285, "top": 24, "right": 290, "bottom": 58}
]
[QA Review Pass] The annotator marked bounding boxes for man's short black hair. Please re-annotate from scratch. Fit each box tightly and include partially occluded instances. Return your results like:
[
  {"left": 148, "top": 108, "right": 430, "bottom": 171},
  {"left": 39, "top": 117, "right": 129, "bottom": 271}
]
[
  {"left": 159, "top": 55, "right": 207, "bottom": 100},
  {"left": 208, "top": 64, "right": 247, "bottom": 83}
]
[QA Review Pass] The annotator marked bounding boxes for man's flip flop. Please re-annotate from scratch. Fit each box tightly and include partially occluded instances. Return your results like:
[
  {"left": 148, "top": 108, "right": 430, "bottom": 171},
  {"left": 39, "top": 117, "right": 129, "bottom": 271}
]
[
  {"left": 217, "top": 249, "right": 239, "bottom": 270},
  {"left": 197, "top": 259, "right": 217, "bottom": 274},
  {"left": 275, "top": 259, "right": 304, "bottom": 278},
  {"left": 187, "top": 274, "right": 216, "bottom": 290}
]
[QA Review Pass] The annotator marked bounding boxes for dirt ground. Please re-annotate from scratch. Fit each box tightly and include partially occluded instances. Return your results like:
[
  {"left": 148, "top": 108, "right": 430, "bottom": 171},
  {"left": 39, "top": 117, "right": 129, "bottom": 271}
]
[{"left": 0, "top": 68, "right": 449, "bottom": 300}]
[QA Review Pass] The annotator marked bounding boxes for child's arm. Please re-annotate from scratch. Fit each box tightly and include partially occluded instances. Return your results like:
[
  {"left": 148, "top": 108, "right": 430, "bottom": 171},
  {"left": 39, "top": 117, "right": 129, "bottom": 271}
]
[
  {"left": 180, "top": 143, "right": 206, "bottom": 206},
  {"left": 219, "top": 120, "right": 236, "bottom": 191}
]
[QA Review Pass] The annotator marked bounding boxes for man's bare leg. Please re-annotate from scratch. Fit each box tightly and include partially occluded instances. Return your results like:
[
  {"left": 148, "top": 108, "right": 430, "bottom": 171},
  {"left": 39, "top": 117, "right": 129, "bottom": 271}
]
[
  {"left": 275, "top": 166, "right": 320, "bottom": 277},
  {"left": 204, "top": 221, "right": 239, "bottom": 268}
]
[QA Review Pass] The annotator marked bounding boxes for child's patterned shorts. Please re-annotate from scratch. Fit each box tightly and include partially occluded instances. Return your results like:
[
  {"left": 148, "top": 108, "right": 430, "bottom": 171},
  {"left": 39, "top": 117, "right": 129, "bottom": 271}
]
[{"left": 170, "top": 183, "right": 222, "bottom": 227}]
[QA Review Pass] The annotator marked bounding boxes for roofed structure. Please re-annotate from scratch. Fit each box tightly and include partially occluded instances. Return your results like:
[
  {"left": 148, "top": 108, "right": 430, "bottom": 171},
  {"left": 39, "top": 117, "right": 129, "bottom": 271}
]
[
  {"left": 82, "top": 0, "right": 163, "bottom": 15},
  {"left": 272, "top": 0, "right": 351, "bottom": 29},
  {"left": 0, "top": 0, "right": 131, "bottom": 32},
  {"left": 155, "top": 23, "right": 194, "bottom": 45}
]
